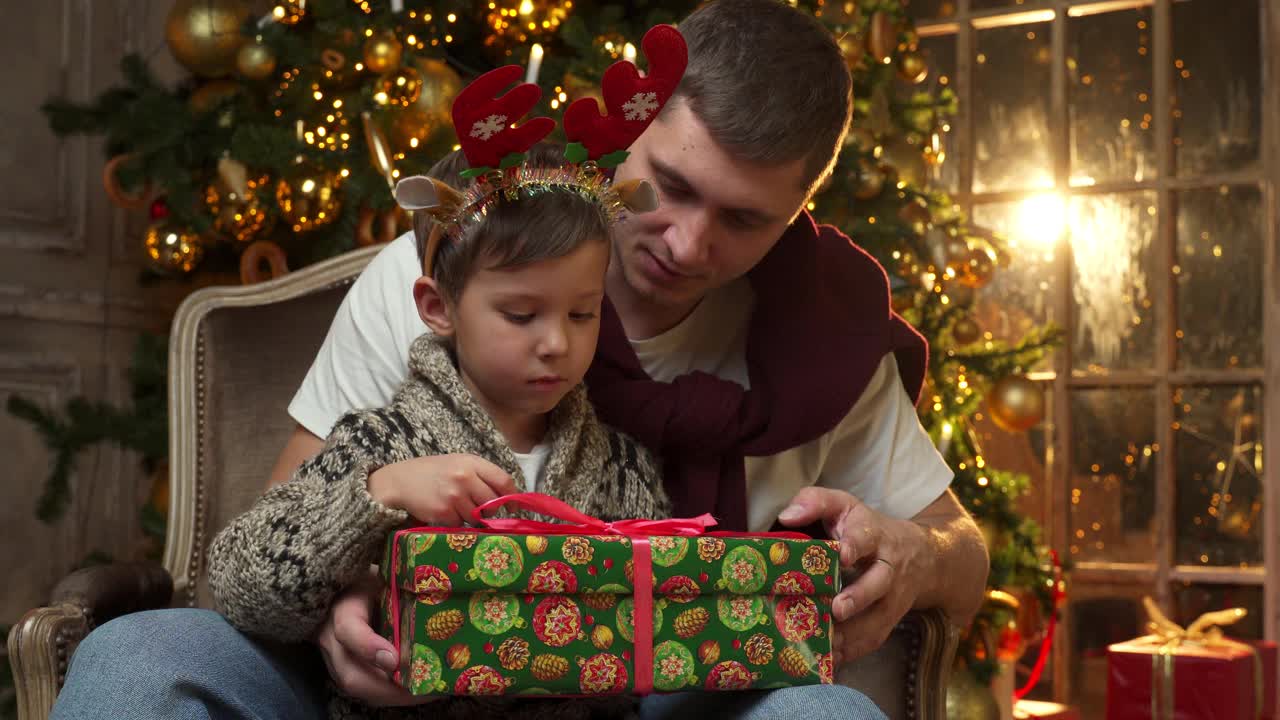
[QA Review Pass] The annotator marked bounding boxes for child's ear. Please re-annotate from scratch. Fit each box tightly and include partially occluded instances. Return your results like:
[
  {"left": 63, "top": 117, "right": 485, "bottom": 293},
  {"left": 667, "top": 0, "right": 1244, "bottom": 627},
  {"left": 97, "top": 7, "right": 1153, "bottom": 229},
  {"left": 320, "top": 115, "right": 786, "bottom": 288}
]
[{"left": 413, "top": 276, "right": 455, "bottom": 337}]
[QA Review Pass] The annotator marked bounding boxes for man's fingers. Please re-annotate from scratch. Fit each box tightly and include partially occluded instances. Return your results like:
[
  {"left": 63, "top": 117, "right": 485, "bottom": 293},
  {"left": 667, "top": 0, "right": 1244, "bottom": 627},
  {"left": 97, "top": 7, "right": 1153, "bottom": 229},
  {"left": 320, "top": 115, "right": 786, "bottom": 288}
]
[
  {"left": 831, "top": 599, "right": 895, "bottom": 666},
  {"left": 776, "top": 486, "right": 859, "bottom": 528},
  {"left": 833, "top": 560, "right": 893, "bottom": 622},
  {"left": 834, "top": 506, "right": 883, "bottom": 568}
]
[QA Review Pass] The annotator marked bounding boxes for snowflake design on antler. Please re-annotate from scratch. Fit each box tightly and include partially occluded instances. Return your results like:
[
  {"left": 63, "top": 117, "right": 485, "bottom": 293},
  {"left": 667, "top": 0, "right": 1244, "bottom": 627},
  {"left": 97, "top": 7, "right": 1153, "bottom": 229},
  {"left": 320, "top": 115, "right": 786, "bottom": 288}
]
[
  {"left": 623, "top": 92, "right": 659, "bottom": 122},
  {"left": 470, "top": 114, "right": 508, "bottom": 141}
]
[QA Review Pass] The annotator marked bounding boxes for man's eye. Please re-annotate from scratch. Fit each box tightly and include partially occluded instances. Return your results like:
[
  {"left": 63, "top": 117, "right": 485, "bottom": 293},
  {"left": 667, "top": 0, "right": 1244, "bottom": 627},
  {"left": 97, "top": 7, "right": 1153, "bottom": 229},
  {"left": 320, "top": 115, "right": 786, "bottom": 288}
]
[
  {"left": 502, "top": 312, "right": 534, "bottom": 324},
  {"left": 661, "top": 182, "right": 693, "bottom": 200}
]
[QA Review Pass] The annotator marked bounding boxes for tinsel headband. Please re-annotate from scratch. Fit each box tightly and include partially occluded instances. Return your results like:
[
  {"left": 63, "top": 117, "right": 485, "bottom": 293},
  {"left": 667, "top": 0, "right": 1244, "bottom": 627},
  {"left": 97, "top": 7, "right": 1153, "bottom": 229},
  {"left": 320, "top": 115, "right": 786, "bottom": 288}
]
[{"left": 393, "top": 24, "right": 688, "bottom": 276}]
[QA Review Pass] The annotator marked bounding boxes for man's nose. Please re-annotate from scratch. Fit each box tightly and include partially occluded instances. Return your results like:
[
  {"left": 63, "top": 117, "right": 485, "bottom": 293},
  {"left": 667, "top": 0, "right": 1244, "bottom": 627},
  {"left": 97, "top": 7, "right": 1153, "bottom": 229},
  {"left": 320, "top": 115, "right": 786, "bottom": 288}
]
[{"left": 663, "top": 209, "right": 713, "bottom": 268}]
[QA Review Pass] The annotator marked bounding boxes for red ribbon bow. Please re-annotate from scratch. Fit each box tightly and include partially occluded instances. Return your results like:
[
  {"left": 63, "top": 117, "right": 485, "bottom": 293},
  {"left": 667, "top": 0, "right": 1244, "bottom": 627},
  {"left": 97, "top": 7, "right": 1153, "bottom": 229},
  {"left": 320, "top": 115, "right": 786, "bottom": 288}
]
[{"left": 471, "top": 492, "right": 717, "bottom": 537}]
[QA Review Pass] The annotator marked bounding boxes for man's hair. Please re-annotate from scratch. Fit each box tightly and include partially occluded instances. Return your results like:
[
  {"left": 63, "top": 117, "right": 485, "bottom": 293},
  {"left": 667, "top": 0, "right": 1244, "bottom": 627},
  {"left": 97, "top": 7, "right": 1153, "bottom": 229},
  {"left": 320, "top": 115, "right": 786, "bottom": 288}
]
[
  {"left": 672, "top": 0, "right": 853, "bottom": 195},
  {"left": 413, "top": 142, "right": 611, "bottom": 301}
]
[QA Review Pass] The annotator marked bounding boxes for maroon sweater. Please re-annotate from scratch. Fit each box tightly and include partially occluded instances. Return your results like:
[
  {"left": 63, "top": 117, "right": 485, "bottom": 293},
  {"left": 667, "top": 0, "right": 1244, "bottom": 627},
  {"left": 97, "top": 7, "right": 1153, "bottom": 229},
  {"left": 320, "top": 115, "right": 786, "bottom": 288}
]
[{"left": 586, "top": 212, "right": 928, "bottom": 532}]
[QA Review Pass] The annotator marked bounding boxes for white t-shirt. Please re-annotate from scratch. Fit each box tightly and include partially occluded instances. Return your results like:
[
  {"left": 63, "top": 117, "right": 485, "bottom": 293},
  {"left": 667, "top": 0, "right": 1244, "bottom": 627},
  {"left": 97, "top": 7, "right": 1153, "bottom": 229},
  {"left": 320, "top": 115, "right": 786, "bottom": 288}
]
[
  {"left": 514, "top": 444, "right": 552, "bottom": 493},
  {"left": 289, "top": 232, "right": 953, "bottom": 532}
]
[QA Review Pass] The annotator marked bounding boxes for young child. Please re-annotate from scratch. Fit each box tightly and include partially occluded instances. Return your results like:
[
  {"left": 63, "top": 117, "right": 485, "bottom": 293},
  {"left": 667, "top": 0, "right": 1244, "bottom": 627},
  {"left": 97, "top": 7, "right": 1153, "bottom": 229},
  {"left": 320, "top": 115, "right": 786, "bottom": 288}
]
[{"left": 207, "top": 35, "right": 687, "bottom": 719}]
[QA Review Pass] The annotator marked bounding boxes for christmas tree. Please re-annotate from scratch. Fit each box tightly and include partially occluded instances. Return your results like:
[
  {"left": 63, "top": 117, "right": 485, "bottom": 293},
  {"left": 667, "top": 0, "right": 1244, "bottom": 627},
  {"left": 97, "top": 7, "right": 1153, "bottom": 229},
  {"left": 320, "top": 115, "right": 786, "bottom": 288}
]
[{"left": 26, "top": 0, "right": 1063, "bottom": 691}]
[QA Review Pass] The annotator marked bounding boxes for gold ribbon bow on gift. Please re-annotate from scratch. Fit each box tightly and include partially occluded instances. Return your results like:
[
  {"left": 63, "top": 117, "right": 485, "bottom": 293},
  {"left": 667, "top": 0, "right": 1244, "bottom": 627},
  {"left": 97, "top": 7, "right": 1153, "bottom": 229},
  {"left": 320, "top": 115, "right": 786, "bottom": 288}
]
[{"left": 1141, "top": 596, "right": 1262, "bottom": 720}]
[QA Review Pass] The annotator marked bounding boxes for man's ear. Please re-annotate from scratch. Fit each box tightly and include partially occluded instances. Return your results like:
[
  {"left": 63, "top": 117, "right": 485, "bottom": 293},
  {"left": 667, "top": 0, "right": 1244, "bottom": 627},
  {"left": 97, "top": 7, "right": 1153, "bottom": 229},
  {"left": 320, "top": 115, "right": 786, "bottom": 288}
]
[{"left": 413, "top": 276, "right": 455, "bottom": 337}]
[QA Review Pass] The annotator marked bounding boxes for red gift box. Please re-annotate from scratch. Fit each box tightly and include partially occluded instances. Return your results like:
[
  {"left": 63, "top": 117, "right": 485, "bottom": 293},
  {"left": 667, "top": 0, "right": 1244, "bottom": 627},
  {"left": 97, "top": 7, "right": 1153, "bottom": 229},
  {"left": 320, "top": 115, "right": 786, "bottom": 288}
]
[{"left": 1106, "top": 599, "right": 1276, "bottom": 720}]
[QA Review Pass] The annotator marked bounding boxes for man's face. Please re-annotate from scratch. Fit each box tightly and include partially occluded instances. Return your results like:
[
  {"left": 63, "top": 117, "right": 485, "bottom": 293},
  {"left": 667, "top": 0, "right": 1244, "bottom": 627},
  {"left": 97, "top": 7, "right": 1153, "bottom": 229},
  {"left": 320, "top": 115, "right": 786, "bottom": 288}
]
[
  {"left": 449, "top": 241, "right": 609, "bottom": 429},
  {"left": 610, "top": 99, "right": 811, "bottom": 330}
]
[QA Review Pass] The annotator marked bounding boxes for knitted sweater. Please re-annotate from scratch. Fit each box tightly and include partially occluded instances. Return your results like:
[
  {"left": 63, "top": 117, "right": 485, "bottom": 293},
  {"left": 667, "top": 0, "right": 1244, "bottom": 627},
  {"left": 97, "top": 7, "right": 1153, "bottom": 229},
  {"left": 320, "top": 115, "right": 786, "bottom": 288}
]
[{"left": 208, "top": 333, "right": 669, "bottom": 720}]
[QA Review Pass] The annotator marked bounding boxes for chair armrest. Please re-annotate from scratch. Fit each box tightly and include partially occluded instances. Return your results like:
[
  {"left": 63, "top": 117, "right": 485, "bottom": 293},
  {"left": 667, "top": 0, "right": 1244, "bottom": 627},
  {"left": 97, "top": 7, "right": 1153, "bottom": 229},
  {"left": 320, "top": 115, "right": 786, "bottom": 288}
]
[
  {"left": 837, "top": 608, "right": 961, "bottom": 720},
  {"left": 48, "top": 562, "right": 173, "bottom": 626},
  {"left": 7, "top": 563, "right": 173, "bottom": 720}
]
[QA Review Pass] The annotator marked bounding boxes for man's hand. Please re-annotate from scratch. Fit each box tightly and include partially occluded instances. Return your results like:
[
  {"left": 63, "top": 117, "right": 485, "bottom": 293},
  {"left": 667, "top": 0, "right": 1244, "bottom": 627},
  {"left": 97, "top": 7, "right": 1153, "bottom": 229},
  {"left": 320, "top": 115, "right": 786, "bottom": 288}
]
[
  {"left": 313, "top": 578, "right": 433, "bottom": 707},
  {"left": 368, "top": 453, "right": 517, "bottom": 525},
  {"left": 777, "top": 486, "right": 987, "bottom": 667}
]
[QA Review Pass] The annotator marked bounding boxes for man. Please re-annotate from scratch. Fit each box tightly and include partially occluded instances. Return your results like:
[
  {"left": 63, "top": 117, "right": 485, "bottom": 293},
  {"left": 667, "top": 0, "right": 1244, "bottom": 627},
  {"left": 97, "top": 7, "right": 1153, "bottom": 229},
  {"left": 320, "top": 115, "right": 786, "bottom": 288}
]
[
  {"left": 53, "top": 2, "right": 985, "bottom": 718},
  {"left": 280, "top": 0, "right": 987, "bottom": 716}
]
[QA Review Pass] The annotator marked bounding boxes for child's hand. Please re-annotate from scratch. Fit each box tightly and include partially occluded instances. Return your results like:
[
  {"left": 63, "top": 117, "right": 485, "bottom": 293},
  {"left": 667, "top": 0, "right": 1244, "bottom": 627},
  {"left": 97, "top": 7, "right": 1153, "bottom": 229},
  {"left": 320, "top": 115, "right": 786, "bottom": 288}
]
[
  {"left": 368, "top": 453, "right": 516, "bottom": 525},
  {"left": 313, "top": 576, "right": 434, "bottom": 707}
]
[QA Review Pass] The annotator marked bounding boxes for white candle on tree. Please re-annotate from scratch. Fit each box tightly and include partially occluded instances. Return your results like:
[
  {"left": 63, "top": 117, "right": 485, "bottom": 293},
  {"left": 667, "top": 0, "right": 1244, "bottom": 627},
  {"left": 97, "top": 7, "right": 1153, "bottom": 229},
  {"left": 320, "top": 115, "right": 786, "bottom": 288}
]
[{"left": 525, "top": 43, "right": 544, "bottom": 85}]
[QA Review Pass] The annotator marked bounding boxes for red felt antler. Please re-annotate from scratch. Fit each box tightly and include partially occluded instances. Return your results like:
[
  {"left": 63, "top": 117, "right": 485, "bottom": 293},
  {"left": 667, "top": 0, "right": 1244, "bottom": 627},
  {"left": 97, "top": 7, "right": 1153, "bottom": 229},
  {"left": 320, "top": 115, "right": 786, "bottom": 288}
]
[
  {"left": 452, "top": 65, "right": 556, "bottom": 170},
  {"left": 563, "top": 25, "right": 688, "bottom": 161}
]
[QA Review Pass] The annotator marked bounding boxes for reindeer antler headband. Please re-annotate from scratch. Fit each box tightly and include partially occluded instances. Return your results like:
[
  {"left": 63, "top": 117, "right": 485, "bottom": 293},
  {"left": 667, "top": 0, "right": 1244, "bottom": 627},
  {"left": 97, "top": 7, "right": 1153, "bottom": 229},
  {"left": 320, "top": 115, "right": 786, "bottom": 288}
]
[{"left": 394, "top": 24, "right": 688, "bottom": 276}]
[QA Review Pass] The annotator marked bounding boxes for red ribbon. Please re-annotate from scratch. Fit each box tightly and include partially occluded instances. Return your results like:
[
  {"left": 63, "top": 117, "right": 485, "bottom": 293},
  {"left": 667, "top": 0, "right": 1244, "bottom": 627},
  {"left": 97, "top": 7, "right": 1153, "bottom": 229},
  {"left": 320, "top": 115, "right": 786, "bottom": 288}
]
[
  {"left": 388, "top": 492, "right": 812, "bottom": 693},
  {"left": 1014, "top": 549, "right": 1065, "bottom": 700}
]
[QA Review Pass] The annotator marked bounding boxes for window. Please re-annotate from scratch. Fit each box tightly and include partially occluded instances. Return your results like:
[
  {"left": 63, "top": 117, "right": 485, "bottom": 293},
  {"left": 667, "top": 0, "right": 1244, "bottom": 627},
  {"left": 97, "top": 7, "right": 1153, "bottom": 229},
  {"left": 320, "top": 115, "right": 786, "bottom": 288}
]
[{"left": 913, "top": 0, "right": 1277, "bottom": 712}]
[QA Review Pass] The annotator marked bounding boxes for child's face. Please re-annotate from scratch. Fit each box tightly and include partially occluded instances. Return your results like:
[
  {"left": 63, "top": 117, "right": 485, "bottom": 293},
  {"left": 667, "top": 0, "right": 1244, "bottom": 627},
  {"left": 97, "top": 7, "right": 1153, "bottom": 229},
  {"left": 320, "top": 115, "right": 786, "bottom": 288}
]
[{"left": 449, "top": 240, "right": 610, "bottom": 429}]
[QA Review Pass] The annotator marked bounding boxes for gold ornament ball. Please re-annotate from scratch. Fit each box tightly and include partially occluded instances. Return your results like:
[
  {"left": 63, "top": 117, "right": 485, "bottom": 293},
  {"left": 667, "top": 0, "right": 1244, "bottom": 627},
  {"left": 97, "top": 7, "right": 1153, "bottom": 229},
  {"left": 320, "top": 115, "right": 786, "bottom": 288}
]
[
  {"left": 374, "top": 66, "right": 423, "bottom": 108},
  {"left": 844, "top": 127, "right": 878, "bottom": 154},
  {"left": 205, "top": 173, "right": 273, "bottom": 243},
  {"left": 988, "top": 375, "right": 1046, "bottom": 432},
  {"left": 236, "top": 39, "right": 277, "bottom": 80},
  {"left": 188, "top": 79, "right": 240, "bottom": 114},
  {"left": 363, "top": 30, "right": 403, "bottom": 74},
  {"left": 897, "top": 199, "right": 932, "bottom": 231},
  {"left": 852, "top": 158, "right": 886, "bottom": 200},
  {"left": 943, "top": 282, "right": 976, "bottom": 308},
  {"left": 835, "top": 32, "right": 866, "bottom": 70},
  {"left": 898, "top": 51, "right": 929, "bottom": 84},
  {"left": 271, "top": 0, "right": 307, "bottom": 25},
  {"left": 957, "top": 242, "right": 997, "bottom": 289},
  {"left": 390, "top": 58, "right": 463, "bottom": 148},
  {"left": 952, "top": 316, "right": 982, "bottom": 345},
  {"left": 275, "top": 164, "right": 343, "bottom": 233},
  {"left": 165, "top": 0, "right": 251, "bottom": 79},
  {"left": 867, "top": 11, "right": 898, "bottom": 65},
  {"left": 768, "top": 542, "right": 791, "bottom": 566},
  {"left": 945, "top": 667, "right": 1001, "bottom": 720},
  {"left": 591, "top": 625, "right": 614, "bottom": 650},
  {"left": 144, "top": 221, "right": 205, "bottom": 274},
  {"left": 526, "top": 535, "right": 548, "bottom": 554}
]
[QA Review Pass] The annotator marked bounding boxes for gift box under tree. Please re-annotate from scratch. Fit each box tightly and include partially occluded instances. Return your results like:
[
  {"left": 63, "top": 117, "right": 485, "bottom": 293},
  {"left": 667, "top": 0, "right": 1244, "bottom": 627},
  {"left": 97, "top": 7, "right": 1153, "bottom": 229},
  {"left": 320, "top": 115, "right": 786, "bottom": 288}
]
[
  {"left": 380, "top": 493, "right": 841, "bottom": 697},
  {"left": 1106, "top": 597, "right": 1277, "bottom": 720}
]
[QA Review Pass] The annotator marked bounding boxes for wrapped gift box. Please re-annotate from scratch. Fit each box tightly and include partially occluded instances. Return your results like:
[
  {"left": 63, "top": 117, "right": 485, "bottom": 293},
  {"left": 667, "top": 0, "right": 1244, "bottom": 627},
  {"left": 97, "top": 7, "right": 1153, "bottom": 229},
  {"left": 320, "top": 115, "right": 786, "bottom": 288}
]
[
  {"left": 1106, "top": 635, "right": 1276, "bottom": 720},
  {"left": 380, "top": 494, "right": 840, "bottom": 697}
]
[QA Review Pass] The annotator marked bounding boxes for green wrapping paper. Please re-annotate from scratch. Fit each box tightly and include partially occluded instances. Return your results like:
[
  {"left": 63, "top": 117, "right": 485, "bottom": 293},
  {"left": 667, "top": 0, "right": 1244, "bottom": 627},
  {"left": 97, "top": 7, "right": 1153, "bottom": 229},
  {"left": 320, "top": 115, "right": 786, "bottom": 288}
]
[{"left": 380, "top": 518, "right": 842, "bottom": 697}]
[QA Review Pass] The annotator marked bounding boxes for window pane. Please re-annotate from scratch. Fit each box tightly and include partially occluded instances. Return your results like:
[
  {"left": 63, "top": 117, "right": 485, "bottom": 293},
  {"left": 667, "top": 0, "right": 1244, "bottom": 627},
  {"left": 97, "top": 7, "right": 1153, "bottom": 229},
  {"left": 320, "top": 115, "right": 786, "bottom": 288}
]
[
  {"left": 1069, "top": 389, "right": 1157, "bottom": 564},
  {"left": 1068, "top": 7, "right": 1155, "bottom": 186},
  {"left": 916, "top": 33, "right": 959, "bottom": 192},
  {"left": 908, "top": 0, "right": 957, "bottom": 21},
  {"left": 973, "top": 21, "right": 1053, "bottom": 193},
  {"left": 1068, "top": 587, "right": 1148, "bottom": 719},
  {"left": 1069, "top": 192, "right": 1157, "bottom": 373},
  {"left": 1175, "top": 186, "right": 1263, "bottom": 370},
  {"left": 1171, "top": 583, "right": 1264, "bottom": 639},
  {"left": 1174, "top": 385, "right": 1264, "bottom": 567},
  {"left": 971, "top": 200, "right": 1061, "bottom": 371},
  {"left": 1172, "top": 0, "right": 1261, "bottom": 176}
]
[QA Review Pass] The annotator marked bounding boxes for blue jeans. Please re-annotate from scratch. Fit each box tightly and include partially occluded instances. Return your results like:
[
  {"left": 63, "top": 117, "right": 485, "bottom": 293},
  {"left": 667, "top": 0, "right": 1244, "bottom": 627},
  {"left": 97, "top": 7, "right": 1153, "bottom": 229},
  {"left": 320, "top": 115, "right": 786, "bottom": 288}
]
[
  {"left": 51, "top": 608, "right": 327, "bottom": 720},
  {"left": 639, "top": 686, "right": 888, "bottom": 720},
  {"left": 52, "top": 608, "right": 886, "bottom": 720}
]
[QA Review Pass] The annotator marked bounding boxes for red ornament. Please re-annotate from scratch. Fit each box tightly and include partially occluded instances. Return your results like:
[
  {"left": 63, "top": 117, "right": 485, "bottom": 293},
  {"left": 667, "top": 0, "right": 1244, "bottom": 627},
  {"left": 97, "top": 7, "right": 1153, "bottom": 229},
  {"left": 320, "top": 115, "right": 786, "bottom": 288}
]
[
  {"left": 483, "top": 641, "right": 494, "bottom": 654},
  {"left": 823, "top": 613, "right": 832, "bottom": 625},
  {"left": 149, "top": 197, "right": 169, "bottom": 220},
  {"left": 525, "top": 594, "right": 535, "bottom": 604},
  {"left": 698, "top": 571, "right": 709, "bottom": 583},
  {"left": 588, "top": 565, "right": 598, "bottom": 576},
  {"left": 603, "top": 558, "right": 614, "bottom": 570},
  {"left": 732, "top": 639, "right": 742, "bottom": 650},
  {"left": 824, "top": 576, "right": 833, "bottom": 585},
  {"left": 447, "top": 561, "right": 459, "bottom": 573},
  {"left": 585, "top": 614, "right": 595, "bottom": 625},
  {"left": 622, "top": 650, "right": 631, "bottom": 661}
]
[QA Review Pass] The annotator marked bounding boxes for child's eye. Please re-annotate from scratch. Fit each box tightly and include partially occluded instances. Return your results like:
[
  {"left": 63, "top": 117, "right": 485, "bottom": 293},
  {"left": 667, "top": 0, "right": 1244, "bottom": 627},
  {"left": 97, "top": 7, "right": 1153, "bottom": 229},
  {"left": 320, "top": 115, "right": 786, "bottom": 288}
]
[
  {"left": 569, "top": 311, "right": 598, "bottom": 322},
  {"left": 502, "top": 311, "right": 534, "bottom": 324}
]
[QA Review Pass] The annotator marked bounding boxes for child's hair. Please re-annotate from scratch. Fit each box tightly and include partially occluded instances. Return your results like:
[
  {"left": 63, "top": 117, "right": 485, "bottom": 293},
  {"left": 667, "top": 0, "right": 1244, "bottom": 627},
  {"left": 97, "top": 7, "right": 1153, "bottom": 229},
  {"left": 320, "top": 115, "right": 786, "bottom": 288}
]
[{"left": 413, "top": 142, "right": 612, "bottom": 301}]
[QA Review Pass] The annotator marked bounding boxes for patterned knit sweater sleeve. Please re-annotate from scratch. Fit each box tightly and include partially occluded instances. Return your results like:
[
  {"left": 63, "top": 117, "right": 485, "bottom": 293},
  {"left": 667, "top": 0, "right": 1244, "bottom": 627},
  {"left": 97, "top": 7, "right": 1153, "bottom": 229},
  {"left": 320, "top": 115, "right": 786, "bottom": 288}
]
[
  {"left": 207, "top": 409, "right": 412, "bottom": 643},
  {"left": 582, "top": 426, "right": 672, "bottom": 522}
]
